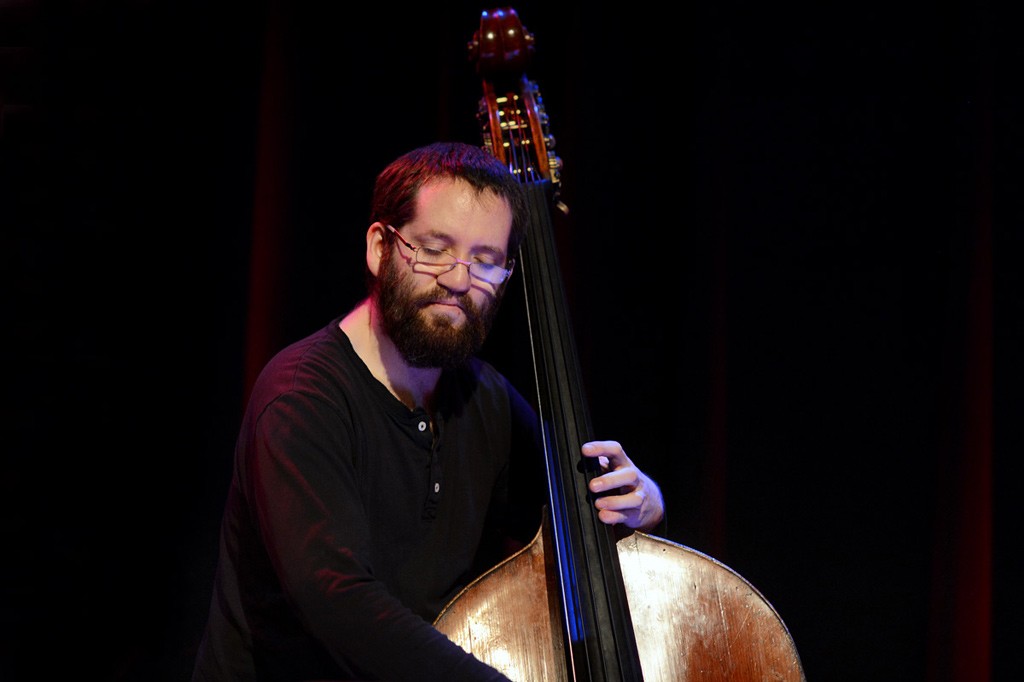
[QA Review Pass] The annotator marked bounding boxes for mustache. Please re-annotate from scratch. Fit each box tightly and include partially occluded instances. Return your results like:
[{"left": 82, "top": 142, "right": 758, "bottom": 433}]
[{"left": 414, "top": 288, "right": 477, "bottom": 313}]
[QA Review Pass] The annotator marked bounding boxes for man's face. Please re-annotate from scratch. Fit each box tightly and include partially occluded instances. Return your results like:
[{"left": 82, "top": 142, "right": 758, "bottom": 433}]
[
  {"left": 375, "top": 248, "right": 499, "bottom": 368},
  {"left": 373, "top": 178, "right": 513, "bottom": 369}
]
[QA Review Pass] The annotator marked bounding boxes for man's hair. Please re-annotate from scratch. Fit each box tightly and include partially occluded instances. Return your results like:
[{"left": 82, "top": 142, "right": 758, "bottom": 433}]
[{"left": 369, "top": 141, "right": 529, "bottom": 256}]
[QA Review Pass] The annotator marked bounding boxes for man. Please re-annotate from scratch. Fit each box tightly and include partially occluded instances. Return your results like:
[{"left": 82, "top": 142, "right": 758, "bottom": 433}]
[{"left": 193, "top": 141, "right": 665, "bottom": 681}]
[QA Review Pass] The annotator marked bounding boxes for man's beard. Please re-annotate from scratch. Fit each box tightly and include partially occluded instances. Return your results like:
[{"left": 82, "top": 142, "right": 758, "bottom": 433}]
[{"left": 375, "top": 248, "right": 504, "bottom": 369}]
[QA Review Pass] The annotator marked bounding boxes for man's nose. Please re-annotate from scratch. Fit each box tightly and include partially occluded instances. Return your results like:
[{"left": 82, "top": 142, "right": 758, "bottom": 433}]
[{"left": 435, "top": 261, "right": 473, "bottom": 292}]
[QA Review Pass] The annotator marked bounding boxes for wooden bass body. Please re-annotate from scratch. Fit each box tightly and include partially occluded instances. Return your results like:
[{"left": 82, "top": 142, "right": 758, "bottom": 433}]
[{"left": 435, "top": 514, "right": 805, "bottom": 681}]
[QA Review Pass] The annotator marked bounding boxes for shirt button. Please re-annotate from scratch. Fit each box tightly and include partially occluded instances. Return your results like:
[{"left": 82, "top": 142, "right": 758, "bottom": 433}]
[
  {"left": 418, "top": 421, "right": 428, "bottom": 432},
  {"left": 434, "top": 483, "right": 440, "bottom": 493}
]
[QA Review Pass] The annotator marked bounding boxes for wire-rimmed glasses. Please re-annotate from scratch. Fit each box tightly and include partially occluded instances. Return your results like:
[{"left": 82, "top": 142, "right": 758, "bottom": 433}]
[{"left": 385, "top": 224, "right": 515, "bottom": 285}]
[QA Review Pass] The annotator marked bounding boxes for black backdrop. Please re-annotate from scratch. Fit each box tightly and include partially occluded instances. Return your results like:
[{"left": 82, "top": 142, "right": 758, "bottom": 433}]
[{"left": 2, "top": 1, "right": 1015, "bottom": 680}]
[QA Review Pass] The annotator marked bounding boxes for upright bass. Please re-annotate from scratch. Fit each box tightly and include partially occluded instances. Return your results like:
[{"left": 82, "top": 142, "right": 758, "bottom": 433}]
[{"left": 435, "top": 8, "right": 806, "bottom": 681}]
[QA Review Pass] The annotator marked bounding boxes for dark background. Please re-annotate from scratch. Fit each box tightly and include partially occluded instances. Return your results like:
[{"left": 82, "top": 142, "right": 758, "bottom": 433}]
[{"left": 2, "top": 1, "right": 1015, "bottom": 680}]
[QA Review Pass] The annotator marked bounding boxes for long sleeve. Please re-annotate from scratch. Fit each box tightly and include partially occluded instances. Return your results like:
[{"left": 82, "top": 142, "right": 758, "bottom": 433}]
[{"left": 194, "top": 320, "right": 542, "bottom": 680}]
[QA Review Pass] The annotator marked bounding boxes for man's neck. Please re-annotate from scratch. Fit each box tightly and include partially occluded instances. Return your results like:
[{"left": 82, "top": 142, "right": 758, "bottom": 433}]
[{"left": 339, "top": 298, "right": 441, "bottom": 412}]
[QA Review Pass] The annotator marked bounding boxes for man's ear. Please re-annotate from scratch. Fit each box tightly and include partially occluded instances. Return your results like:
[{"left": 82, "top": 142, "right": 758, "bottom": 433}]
[{"left": 366, "top": 222, "right": 386, "bottom": 277}]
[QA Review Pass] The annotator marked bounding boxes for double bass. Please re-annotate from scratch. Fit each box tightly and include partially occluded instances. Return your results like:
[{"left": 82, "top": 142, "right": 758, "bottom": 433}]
[{"left": 435, "top": 9, "right": 806, "bottom": 681}]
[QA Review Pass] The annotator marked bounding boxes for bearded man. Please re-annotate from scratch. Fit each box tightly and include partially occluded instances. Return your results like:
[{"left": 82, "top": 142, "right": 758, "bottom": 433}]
[{"left": 193, "top": 141, "right": 665, "bottom": 681}]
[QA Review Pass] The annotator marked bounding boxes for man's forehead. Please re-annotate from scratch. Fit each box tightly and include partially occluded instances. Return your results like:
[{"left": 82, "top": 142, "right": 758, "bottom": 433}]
[{"left": 412, "top": 180, "right": 511, "bottom": 237}]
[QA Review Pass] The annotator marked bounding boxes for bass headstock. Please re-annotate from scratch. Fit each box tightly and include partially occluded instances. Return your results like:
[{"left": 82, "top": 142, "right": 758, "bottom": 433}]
[{"left": 468, "top": 7, "right": 562, "bottom": 191}]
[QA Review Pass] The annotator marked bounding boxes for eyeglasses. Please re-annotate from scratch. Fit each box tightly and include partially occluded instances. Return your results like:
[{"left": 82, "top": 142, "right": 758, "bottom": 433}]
[{"left": 384, "top": 224, "right": 515, "bottom": 285}]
